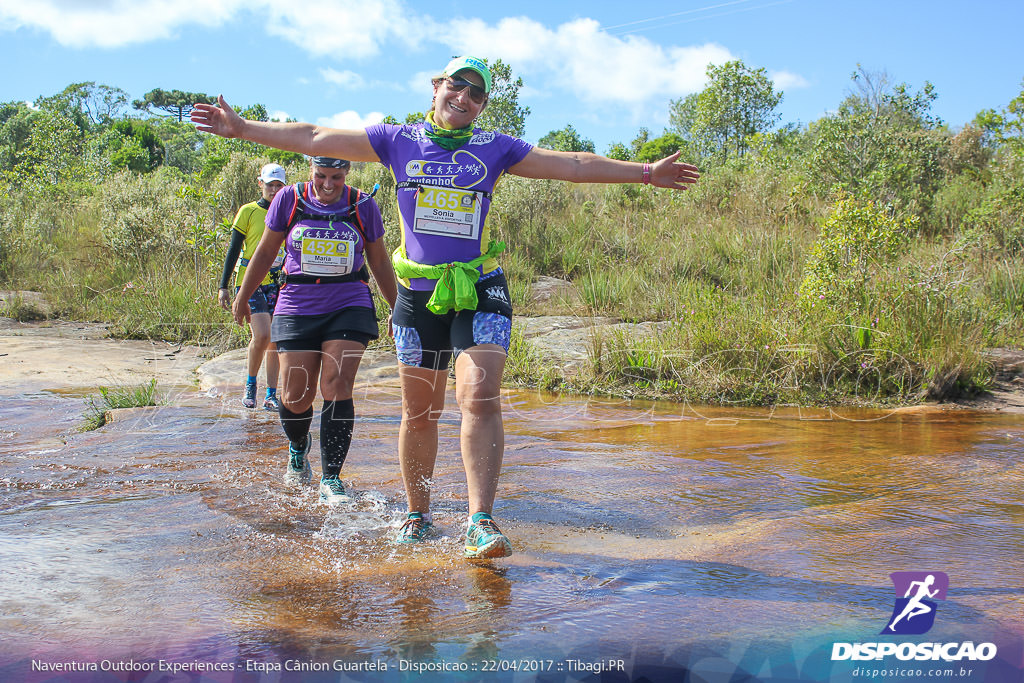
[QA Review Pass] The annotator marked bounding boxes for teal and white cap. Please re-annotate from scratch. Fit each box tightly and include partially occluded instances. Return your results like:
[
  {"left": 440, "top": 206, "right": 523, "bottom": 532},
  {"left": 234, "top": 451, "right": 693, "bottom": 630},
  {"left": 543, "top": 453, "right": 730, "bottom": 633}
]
[{"left": 436, "top": 56, "right": 492, "bottom": 93}]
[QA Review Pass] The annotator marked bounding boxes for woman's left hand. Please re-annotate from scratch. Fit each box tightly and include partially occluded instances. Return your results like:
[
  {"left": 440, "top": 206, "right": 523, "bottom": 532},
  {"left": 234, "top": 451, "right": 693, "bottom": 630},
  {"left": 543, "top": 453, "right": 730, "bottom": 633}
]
[{"left": 650, "top": 151, "right": 701, "bottom": 190}]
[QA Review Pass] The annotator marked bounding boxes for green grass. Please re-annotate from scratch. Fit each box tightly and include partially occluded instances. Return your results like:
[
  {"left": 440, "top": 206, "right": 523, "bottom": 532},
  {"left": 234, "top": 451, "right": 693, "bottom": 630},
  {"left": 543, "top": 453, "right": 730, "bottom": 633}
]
[
  {"left": 81, "top": 378, "right": 162, "bottom": 431},
  {"left": 504, "top": 325, "right": 561, "bottom": 391}
]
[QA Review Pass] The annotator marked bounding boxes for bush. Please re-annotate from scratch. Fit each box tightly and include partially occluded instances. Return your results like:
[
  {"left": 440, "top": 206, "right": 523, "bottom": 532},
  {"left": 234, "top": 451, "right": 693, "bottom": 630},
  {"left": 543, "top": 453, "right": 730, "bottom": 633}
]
[
  {"left": 98, "top": 169, "right": 188, "bottom": 267},
  {"left": 931, "top": 174, "right": 986, "bottom": 234},
  {"left": 799, "top": 193, "right": 920, "bottom": 313},
  {"left": 215, "top": 153, "right": 264, "bottom": 218}
]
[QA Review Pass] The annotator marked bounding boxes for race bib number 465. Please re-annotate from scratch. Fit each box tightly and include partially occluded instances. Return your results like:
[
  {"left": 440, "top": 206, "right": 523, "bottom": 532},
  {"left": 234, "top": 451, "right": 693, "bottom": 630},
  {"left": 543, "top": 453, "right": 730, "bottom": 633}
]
[{"left": 413, "top": 187, "right": 481, "bottom": 240}]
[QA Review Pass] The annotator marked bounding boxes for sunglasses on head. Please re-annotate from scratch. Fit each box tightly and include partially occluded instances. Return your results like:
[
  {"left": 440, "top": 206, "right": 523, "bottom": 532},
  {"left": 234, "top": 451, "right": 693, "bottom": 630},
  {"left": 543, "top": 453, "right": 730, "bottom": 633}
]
[{"left": 444, "top": 76, "right": 488, "bottom": 104}]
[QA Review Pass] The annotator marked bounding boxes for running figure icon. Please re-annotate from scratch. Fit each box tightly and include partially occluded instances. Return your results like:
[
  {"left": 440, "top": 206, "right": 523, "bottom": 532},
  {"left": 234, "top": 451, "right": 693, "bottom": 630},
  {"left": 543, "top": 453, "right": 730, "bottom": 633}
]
[
  {"left": 887, "top": 575, "right": 938, "bottom": 631},
  {"left": 882, "top": 571, "right": 949, "bottom": 635}
]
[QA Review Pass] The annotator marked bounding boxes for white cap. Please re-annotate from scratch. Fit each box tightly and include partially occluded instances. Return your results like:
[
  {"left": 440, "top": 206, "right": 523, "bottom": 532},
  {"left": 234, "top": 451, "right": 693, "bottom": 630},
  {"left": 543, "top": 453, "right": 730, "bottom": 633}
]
[{"left": 259, "top": 163, "right": 286, "bottom": 184}]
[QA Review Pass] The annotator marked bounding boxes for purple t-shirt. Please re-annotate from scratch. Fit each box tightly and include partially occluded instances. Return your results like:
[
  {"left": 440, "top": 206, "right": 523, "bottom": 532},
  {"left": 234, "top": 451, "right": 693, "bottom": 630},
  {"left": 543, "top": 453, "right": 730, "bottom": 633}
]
[
  {"left": 365, "top": 122, "right": 533, "bottom": 291},
  {"left": 266, "top": 183, "right": 385, "bottom": 316}
]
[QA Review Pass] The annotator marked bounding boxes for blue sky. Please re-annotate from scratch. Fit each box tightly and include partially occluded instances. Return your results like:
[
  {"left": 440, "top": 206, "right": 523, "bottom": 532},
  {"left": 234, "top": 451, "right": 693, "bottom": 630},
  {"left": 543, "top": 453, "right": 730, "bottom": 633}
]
[{"left": 1, "top": 0, "right": 1021, "bottom": 154}]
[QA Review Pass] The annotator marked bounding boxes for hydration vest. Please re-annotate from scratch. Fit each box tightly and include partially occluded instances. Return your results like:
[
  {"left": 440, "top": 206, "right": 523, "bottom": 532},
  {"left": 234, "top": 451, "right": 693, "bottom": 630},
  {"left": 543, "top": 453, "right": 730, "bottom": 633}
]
[{"left": 279, "top": 182, "right": 371, "bottom": 285}]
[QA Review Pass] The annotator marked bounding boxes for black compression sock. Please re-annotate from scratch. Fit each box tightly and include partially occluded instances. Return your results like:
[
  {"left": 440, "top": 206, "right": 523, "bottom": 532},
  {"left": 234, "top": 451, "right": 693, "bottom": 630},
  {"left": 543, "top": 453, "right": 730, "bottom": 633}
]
[
  {"left": 320, "top": 399, "right": 354, "bottom": 478},
  {"left": 279, "top": 405, "right": 313, "bottom": 446}
]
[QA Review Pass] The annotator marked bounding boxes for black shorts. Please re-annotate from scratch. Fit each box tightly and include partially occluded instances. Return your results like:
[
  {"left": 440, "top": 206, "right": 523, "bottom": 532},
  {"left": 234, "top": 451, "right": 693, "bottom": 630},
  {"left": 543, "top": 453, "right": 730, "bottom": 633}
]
[
  {"left": 392, "top": 271, "right": 513, "bottom": 370},
  {"left": 271, "top": 306, "right": 378, "bottom": 352}
]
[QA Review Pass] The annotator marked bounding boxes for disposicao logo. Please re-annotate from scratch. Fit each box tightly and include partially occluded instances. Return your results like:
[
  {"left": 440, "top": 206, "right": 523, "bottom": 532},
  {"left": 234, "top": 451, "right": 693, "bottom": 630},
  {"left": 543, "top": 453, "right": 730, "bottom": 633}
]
[
  {"left": 882, "top": 571, "right": 948, "bottom": 635},
  {"left": 831, "top": 571, "right": 997, "bottom": 663}
]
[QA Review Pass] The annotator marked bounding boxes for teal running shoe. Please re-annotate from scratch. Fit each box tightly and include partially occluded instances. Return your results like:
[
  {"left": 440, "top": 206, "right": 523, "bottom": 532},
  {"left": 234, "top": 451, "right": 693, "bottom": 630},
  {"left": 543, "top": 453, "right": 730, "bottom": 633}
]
[
  {"left": 284, "top": 434, "right": 312, "bottom": 485},
  {"left": 463, "top": 513, "right": 512, "bottom": 559},
  {"left": 242, "top": 381, "right": 257, "bottom": 409},
  {"left": 263, "top": 393, "right": 280, "bottom": 411},
  {"left": 394, "top": 512, "right": 435, "bottom": 544},
  {"left": 318, "top": 475, "right": 350, "bottom": 505}
]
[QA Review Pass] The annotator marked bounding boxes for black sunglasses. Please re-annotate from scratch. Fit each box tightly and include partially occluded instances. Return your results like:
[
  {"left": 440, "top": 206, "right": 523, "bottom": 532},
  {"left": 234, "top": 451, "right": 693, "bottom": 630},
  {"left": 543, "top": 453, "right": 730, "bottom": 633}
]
[{"left": 444, "top": 77, "right": 488, "bottom": 104}]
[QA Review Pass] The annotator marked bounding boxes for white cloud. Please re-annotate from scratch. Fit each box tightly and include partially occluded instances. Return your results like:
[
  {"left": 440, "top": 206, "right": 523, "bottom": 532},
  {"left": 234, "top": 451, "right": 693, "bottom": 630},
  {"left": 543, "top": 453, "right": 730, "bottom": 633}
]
[
  {"left": 263, "top": 0, "right": 434, "bottom": 59},
  {"left": 446, "top": 17, "right": 734, "bottom": 107},
  {"left": 269, "top": 110, "right": 291, "bottom": 122},
  {"left": 320, "top": 69, "right": 365, "bottom": 88},
  {"left": 0, "top": 0, "right": 428, "bottom": 55},
  {"left": 316, "top": 110, "right": 386, "bottom": 129},
  {"left": 0, "top": 0, "right": 244, "bottom": 48},
  {"left": 770, "top": 70, "right": 810, "bottom": 91}
]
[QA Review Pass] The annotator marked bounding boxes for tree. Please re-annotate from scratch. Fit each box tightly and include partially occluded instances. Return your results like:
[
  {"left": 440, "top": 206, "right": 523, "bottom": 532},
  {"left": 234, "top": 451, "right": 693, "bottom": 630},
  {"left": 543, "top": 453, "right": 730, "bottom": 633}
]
[
  {"left": 153, "top": 118, "right": 204, "bottom": 174},
  {"left": 669, "top": 60, "right": 782, "bottom": 160},
  {"left": 605, "top": 128, "right": 651, "bottom": 161},
  {"left": 635, "top": 132, "right": 689, "bottom": 162},
  {"left": 848, "top": 64, "right": 893, "bottom": 120},
  {"left": 110, "top": 120, "right": 164, "bottom": 171},
  {"left": 473, "top": 59, "right": 530, "bottom": 137},
  {"left": 35, "top": 82, "right": 129, "bottom": 128},
  {"left": 606, "top": 142, "right": 631, "bottom": 160},
  {"left": 382, "top": 112, "right": 426, "bottom": 124},
  {"left": 99, "top": 131, "right": 151, "bottom": 174},
  {"left": 974, "top": 78, "right": 1024, "bottom": 155},
  {"left": 6, "top": 110, "right": 87, "bottom": 185},
  {"left": 238, "top": 103, "right": 269, "bottom": 123},
  {"left": 133, "top": 88, "right": 215, "bottom": 122},
  {"left": 808, "top": 70, "right": 948, "bottom": 216},
  {"left": 89, "top": 83, "right": 131, "bottom": 124},
  {"left": 266, "top": 148, "right": 305, "bottom": 166},
  {"left": 668, "top": 92, "right": 699, "bottom": 145},
  {"left": 607, "top": 128, "right": 694, "bottom": 163},
  {"left": 968, "top": 81, "right": 1024, "bottom": 254},
  {"left": 537, "top": 124, "right": 595, "bottom": 153},
  {"left": 0, "top": 101, "right": 37, "bottom": 173}
]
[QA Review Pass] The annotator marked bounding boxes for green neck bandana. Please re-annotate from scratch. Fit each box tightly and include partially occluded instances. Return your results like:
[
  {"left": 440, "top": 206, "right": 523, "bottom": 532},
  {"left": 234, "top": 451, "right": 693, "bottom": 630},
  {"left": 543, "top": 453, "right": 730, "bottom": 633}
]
[{"left": 423, "top": 112, "right": 474, "bottom": 151}]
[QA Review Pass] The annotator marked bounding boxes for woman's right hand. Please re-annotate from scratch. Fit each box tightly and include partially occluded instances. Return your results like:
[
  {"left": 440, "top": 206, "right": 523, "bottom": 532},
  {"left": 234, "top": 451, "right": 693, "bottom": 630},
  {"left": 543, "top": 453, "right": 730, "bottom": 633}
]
[
  {"left": 231, "top": 294, "right": 252, "bottom": 328},
  {"left": 191, "top": 95, "right": 243, "bottom": 139}
]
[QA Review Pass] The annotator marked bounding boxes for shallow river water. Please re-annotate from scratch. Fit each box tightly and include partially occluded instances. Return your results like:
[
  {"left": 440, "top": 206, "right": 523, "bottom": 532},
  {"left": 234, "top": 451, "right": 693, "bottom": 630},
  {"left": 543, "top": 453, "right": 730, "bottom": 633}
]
[{"left": 1, "top": 378, "right": 1022, "bottom": 682}]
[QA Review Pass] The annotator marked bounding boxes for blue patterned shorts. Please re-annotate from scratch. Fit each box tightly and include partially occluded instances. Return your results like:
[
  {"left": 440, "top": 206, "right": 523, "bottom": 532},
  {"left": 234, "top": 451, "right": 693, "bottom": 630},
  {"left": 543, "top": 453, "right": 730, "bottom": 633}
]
[{"left": 392, "top": 271, "right": 513, "bottom": 370}]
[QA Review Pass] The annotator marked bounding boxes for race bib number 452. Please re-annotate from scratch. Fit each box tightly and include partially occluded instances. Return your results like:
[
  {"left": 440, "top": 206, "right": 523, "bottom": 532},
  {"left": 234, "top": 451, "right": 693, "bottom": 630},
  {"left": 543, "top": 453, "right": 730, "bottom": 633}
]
[
  {"left": 413, "top": 187, "right": 481, "bottom": 240},
  {"left": 299, "top": 237, "right": 355, "bottom": 276}
]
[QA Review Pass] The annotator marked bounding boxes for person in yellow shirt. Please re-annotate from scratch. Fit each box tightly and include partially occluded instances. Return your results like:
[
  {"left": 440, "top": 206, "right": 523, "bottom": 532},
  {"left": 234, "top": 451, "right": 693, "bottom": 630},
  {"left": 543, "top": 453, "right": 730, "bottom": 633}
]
[{"left": 217, "top": 163, "right": 287, "bottom": 409}]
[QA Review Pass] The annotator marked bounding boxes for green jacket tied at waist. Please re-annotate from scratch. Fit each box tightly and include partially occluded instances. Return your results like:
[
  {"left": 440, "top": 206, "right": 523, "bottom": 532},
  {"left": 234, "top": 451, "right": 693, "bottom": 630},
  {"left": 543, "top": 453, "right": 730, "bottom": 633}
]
[{"left": 392, "top": 241, "right": 506, "bottom": 314}]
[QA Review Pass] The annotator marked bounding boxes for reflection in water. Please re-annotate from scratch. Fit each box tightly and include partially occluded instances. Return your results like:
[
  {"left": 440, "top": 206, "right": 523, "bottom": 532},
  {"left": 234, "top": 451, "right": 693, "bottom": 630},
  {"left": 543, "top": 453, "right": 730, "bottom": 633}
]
[{"left": 1, "top": 388, "right": 1023, "bottom": 679}]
